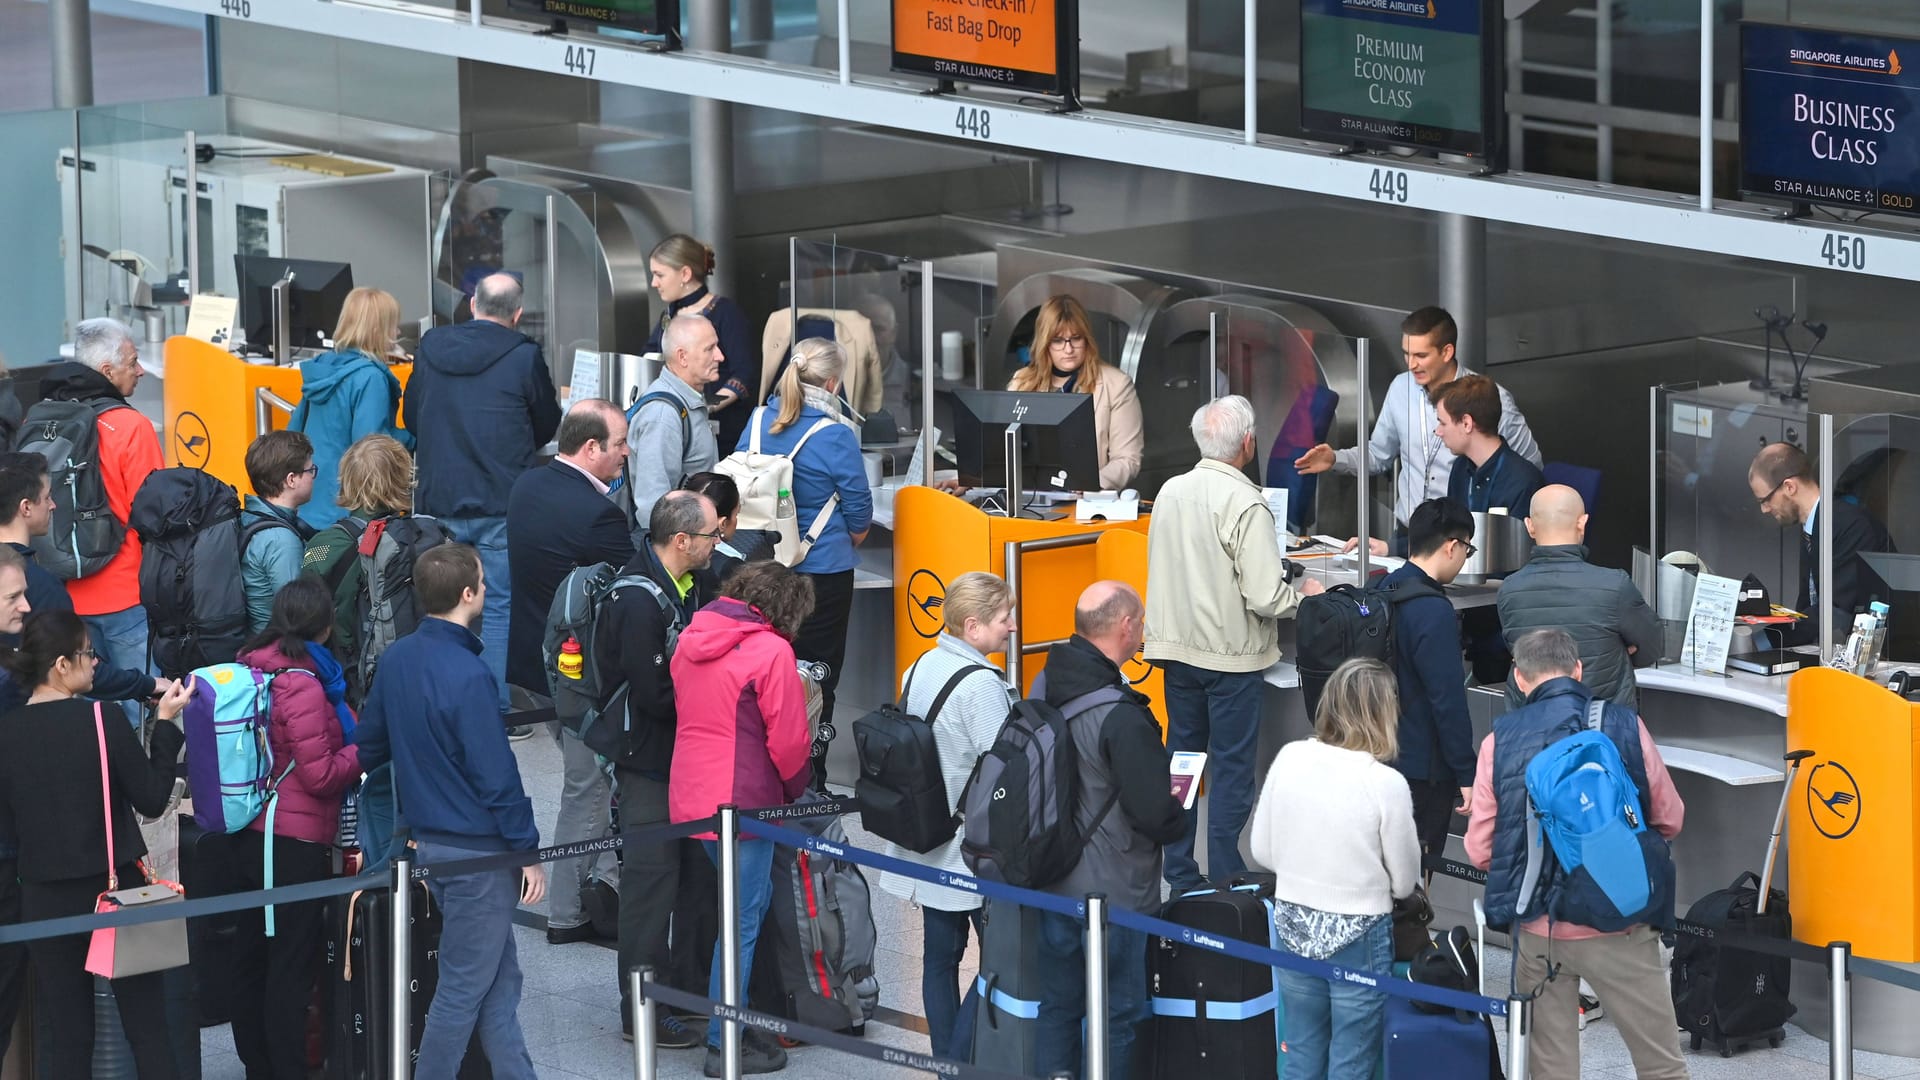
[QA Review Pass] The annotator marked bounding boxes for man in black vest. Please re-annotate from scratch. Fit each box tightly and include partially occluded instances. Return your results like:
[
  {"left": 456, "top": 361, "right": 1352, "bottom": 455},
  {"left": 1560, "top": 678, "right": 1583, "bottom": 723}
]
[{"left": 1748, "top": 441, "right": 1893, "bottom": 643}]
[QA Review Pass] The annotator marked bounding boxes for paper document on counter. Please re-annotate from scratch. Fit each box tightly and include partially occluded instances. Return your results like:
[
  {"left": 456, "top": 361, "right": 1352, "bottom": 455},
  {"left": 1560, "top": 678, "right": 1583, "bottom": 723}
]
[
  {"left": 1263, "top": 488, "right": 1290, "bottom": 554},
  {"left": 1680, "top": 572, "right": 1741, "bottom": 674},
  {"left": 567, "top": 349, "right": 601, "bottom": 407}
]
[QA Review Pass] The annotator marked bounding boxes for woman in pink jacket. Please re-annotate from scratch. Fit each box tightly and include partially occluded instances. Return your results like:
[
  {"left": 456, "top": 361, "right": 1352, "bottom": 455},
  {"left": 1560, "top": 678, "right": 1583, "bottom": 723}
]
[
  {"left": 230, "top": 573, "right": 363, "bottom": 1079},
  {"left": 670, "top": 561, "right": 815, "bottom": 1075}
]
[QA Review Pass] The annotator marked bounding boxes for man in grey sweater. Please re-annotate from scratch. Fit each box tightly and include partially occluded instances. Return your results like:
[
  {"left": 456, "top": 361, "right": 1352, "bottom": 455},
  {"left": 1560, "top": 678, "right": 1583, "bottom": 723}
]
[
  {"left": 1496, "top": 484, "right": 1660, "bottom": 706},
  {"left": 627, "top": 312, "right": 723, "bottom": 539}
]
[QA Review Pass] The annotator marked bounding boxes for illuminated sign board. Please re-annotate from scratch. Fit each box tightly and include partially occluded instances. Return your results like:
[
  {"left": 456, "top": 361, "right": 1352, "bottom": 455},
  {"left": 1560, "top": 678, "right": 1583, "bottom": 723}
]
[
  {"left": 1299, "top": 0, "right": 1502, "bottom": 163},
  {"left": 1741, "top": 22, "right": 1920, "bottom": 216},
  {"left": 891, "top": 0, "right": 1079, "bottom": 99}
]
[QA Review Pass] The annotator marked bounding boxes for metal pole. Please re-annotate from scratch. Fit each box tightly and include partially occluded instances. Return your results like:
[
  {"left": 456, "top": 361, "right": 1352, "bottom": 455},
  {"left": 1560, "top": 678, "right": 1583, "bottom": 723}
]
[
  {"left": 1355, "top": 337, "right": 1371, "bottom": 582},
  {"left": 1595, "top": 0, "right": 1615, "bottom": 184},
  {"left": 1208, "top": 311, "right": 1219, "bottom": 401},
  {"left": 1830, "top": 941, "right": 1853, "bottom": 1079},
  {"left": 1505, "top": 994, "right": 1532, "bottom": 1080},
  {"left": 184, "top": 130, "right": 199, "bottom": 300},
  {"left": 1819, "top": 412, "right": 1835, "bottom": 661},
  {"left": 390, "top": 855, "right": 414, "bottom": 1080},
  {"left": 1004, "top": 422, "right": 1024, "bottom": 519},
  {"left": 1084, "top": 895, "right": 1110, "bottom": 1080},
  {"left": 469, "top": 0, "right": 481, "bottom": 28},
  {"left": 1698, "top": 0, "right": 1713, "bottom": 211},
  {"left": 836, "top": 0, "right": 850, "bottom": 85},
  {"left": 718, "top": 805, "right": 742, "bottom": 1080},
  {"left": 1438, "top": 214, "right": 1487, "bottom": 369},
  {"left": 632, "top": 965, "right": 657, "bottom": 1080},
  {"left": 920, "top": 259, "right": 935, "bottom": 485},
  {"left": 1648, "top": 386, "right": 1660, "bottom": 638},
  {"left": 544, "top": 194, "right": 560, "bottom": 356},
  {"left": 272, "top": 271, "right": 294, "bottom": 364},
  {"left": 1005, "top": 538, "right": 1023, "bottom": 689},
  {"left": 739, "top": 0, "right": 772, "bottom": 43},
  {"left": 1242, "top": 0, "right": 1257, "bottom": 144},
  {"left": 693, "top": 3, "right": 736, "bottom": 298},
  {"left": 50, "top": 0, "right": 93, "bottom": 108}
]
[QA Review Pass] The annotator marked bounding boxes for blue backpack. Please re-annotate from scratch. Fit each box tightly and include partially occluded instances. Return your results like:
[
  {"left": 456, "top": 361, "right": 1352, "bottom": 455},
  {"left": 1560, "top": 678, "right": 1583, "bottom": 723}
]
[
  {"left": 182, "top": 663, "right": 301, "bottom": 835},
  {"left": 1518, "top": 698, "right": 1676, "bottom": 932}
]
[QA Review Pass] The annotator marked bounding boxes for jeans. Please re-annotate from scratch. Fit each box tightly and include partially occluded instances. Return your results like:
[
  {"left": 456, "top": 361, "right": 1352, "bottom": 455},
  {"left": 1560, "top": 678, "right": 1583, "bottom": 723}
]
[
  {"left": 615, "top": 771, "right": 717, "bottom": 1015},
  {"left": 548, "top": 723, "right": 615, "bottom": 929},
  {"left": 922, "top": 906, "right": 984, "bottom": 1059},
  {"left": 1033, "top": 910, "right": 1149, "bottom": 1080},
  {"left": 440, "top": 514, "right": 511, "bottom": 712},
  {"left": 1160, "top": 659, "right": 1263, "bottom": 888},
  {"left": 1278, "top": 918, "right": 1391, "bottom": 1080},
  {"left": 84, "top": 606, "right": 151, "bottom": 725},
  {"left": 413, "top": 840, "right": 538, "bottom": 1080},
  {"left": 701, "top": 838, "right": 775, "bottom": 1051}
]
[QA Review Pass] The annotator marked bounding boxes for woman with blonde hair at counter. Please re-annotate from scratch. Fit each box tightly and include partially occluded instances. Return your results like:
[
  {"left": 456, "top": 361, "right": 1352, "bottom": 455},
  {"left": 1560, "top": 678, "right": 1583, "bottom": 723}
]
[
  {"left": 1006, "top": 294, "right": 1143, "bottom": 491},
  {"left": 289, "top": 286, "right": 413, "bottom": 530}
]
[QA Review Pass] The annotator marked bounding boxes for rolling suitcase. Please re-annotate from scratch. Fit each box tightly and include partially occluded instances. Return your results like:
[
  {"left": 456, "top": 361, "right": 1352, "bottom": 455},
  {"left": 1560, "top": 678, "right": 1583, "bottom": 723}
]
[
  {"left": 178, "top": 816, "right": 238, "bottom": 1028},
  {"left": 326, "top": 882, "right": 491, "bottom": 1079},
  {"left": 970, "top": 900, "right": 1047, "bottom": 1076},
  {"left": 1382, "top": 995, "right": 1497, "bottom": 1079},
  {"left": 1147, "top": 875, "right": 1282, "bottom": 1079},
  {"left": 1671, "top": 750, "right": 1809, "bottom": 1057}
]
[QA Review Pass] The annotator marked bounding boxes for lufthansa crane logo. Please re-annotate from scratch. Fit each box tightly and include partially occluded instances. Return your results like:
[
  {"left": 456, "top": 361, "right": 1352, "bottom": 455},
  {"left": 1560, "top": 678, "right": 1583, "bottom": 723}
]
[
  {"left": 173, "top": 411, "right": 211, "bottom": 469},
  {"left": 906, "top": 569, "right": 947, "bottom": 639},
  {"left": 1807, "top": 760, "right": 1862, "bottom": 840}
]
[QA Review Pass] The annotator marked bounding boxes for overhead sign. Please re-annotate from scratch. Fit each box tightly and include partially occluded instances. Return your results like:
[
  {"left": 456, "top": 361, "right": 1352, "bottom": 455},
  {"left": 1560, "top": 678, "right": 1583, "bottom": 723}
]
[
  {"left": 1298, "top": 0, "right": 1502, "bottom": 163},
  {"left": 1741, "top": 22, "right": 1920, "bottom": 216},
  {"left": 891, "top": 0, "right": 1078, "bottom": 99},
  {"left": 505, "top": 0, "right": 676, "bottom": 34}
]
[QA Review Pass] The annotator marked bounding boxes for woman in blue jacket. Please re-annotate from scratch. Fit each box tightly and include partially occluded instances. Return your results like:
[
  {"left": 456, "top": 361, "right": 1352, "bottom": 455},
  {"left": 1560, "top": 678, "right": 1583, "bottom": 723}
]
[
  {"left": 748, "top": 338, "right": 872, "bottom": 788},
  {"left": 289, "top": 286, "right": 415, "bottom": 529}
]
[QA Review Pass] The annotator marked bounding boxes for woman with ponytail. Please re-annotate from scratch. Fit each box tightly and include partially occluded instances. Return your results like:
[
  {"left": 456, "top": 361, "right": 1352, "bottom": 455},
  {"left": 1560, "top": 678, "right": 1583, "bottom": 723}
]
[
  {"left": 647, "top": 233, "right": 757, "bottom": 453},
  {"left": 0, "top": 610, "right": 192, "bottom": 1077},
  {"left": 745, "top": 338, "right": 873, "bottom": 788}
]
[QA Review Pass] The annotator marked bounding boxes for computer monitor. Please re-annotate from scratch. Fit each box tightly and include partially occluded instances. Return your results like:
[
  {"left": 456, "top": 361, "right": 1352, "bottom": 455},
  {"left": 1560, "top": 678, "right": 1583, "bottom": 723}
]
[
  {"left": 234, "top": 255, "right": 354, "bottom": 355},
  {"left": 944, "top": 388, "right": 1102, "bottom": 495}
]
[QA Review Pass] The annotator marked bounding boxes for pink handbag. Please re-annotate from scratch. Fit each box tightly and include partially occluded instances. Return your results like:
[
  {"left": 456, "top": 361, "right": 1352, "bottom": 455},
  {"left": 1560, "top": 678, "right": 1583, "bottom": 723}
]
[{"left": 83, "top": 702, "right": 189, "bottom": 979}]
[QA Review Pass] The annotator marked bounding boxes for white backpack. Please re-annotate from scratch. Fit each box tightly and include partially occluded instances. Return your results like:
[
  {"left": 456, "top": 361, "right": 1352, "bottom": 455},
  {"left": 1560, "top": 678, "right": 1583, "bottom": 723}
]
[{"left": 716, "top": 406, "right": 841, "bottom": 566}]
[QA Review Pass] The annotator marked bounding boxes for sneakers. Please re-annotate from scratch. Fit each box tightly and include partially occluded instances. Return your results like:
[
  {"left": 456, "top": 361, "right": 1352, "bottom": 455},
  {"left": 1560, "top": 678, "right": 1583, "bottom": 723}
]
[
  {"left": 620, "top": 1012, "right": 703, "bottom": 1049},
  {"left": 507, "top": 725, "right": 535, "bottom": 741},
  {"left": 545, "top": 921, "right": 597, "bottom": 946},
  {"left": 703, "top": 1030, "right": 789, "bottom": 1076}
]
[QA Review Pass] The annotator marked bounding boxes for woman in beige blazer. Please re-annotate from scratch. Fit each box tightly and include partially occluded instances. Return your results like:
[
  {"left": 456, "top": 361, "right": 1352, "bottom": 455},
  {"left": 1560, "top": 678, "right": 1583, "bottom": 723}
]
[{"left": 1006, "top": 294, "right": 1144, "bottom": 490}]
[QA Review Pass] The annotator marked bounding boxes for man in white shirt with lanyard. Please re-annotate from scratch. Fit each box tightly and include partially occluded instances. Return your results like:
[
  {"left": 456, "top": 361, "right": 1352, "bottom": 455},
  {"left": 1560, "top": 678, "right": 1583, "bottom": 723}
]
[{"left": 1294, "top": 306, "right": 1542, "bottom": 554}]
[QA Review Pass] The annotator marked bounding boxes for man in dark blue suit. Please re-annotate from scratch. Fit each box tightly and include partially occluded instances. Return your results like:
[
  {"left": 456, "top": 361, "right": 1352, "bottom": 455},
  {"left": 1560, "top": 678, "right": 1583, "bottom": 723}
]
[
  {"left": 506, "top": 398, "right": 635, "bottom": 943},
  {"left": 1748, "top": 441, "right": 1894, "bottom": 644}
]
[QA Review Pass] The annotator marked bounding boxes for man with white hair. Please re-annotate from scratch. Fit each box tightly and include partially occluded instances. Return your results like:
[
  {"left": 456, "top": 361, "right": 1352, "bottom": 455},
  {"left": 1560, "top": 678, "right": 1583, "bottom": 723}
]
[
  {"left": 626, "top": 312, "right": 722, "bottom": 538},
  {"left": 1145, "top": 395, "right": 1325, "bottom": 890}
]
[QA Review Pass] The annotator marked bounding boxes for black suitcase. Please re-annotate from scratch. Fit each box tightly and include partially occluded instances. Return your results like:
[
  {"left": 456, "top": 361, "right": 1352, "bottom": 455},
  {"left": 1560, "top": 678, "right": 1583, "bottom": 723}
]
[
  {"left": 178, "top": 816, "right": 239, "bottom": 1028},
  {"left": 326, "top": 882, "right": 491, "bottom": 1079},
  {"left": 1146, "top": 874, "right": 1282, "bottom": 1079},
  {"left": 971, "top": 901, "right": 1047, "bottom": 1076}
]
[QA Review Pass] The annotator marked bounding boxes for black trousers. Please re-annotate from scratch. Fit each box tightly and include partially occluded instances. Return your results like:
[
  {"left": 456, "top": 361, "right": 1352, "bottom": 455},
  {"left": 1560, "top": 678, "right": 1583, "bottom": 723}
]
[
  {"left": 1407, "top": 778, "right": 1461, "bottom": 866},
  {"left": 0, "top": 861, "right": 25, "bottom": 1063},
  {"left": 24, "top": 868, "right": 179, "bottom": 1080},
  {"left": 792, "top": 568, "right": 855, "bottom": 789},
  {"left": 227, "top": 829, "right": 332, "bottom": 1080},
  {"left": 614, "top": 770, "right": 717, "bottom": 1017}
]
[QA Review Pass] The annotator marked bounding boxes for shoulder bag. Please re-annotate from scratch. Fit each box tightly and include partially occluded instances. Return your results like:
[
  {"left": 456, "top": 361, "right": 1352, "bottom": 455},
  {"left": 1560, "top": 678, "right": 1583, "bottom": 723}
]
[{"left": 84, "top": 701, "right": 190, "bottom": 979}]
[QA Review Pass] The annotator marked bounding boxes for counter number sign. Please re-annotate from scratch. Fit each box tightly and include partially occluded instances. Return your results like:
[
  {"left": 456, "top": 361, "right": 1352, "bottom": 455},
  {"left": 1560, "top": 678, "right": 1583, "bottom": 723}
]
[{"left": 219, "top": 0, "right": 251, "bottom": 17}]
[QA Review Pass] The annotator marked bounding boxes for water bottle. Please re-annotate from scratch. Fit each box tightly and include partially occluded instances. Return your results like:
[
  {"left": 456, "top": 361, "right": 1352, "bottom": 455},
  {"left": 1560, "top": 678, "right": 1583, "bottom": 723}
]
[
  {"left": 557, "top": 636, "right": 584, "bottom": 680},
  {"left": 776, "top": 487, "right": 797, "bottom": 524}
]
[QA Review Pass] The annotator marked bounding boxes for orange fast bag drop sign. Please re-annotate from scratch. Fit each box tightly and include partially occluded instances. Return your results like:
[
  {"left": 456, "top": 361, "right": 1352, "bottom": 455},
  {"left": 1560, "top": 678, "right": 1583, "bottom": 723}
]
[{"left": 891, "top": 0, "right": 1077, "bottom": 97}]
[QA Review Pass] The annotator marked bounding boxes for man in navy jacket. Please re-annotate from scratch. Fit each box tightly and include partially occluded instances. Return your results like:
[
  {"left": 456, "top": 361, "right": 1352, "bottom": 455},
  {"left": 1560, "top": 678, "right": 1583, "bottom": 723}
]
[
  {"left": 355, "top": 543, "right": 545, "bottom": 1080},
  {"left": 1379, "top": 498, "right": 1478, "bottom": 862},
  {"left": 405, "top": 272, "right": 563, "bottom": 716}
]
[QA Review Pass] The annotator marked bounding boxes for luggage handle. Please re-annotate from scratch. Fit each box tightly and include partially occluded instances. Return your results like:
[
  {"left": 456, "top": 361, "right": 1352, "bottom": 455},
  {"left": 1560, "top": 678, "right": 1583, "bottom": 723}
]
[
  {"left": 1757, "top": 749, "right": 1813, "bottom": 916},
  {"left": 980, "top": 972, "right": 1000, "bottom": 1031}
]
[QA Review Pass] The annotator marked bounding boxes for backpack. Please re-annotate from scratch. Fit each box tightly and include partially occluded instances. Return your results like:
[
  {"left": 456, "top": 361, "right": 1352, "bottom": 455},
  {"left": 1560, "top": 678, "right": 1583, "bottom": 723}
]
[
  {"left": 312, "top": 516, "right": 370, "bottom": 662},
  {"left": 15, "top": 397, "right": 124, "bottom": 580},
  {"left": 716, "top": 405, "right": 840, "bottom": 566},
  {"left": 543, "top": 560, "right": 681, "bottom": 763},
  {"left": 853, "top": 660, "right": 996, "bottom": 853},
  {"left": 131, "top": 467, "right": 301, "bottom": 676},
  {"left": 752, "top": 793, "right": 880, "bottom": 1033},
  {"left": 609, "top": 391, "right": 692, "bottom": 517},
  {"left": 1294, "top": 578, "right": 1443, "bottom": 718},
  {"left": 351, "top": 516, "right": 455, "bottom": 703},
  {"left": 1519, "top": 699, "right": 1677, "bottom": 933},
  {"left": 181, "top": 662, "right": 306, "bottom": 834},
  {"left": 959, "top": 686, "right": 1127, "bottom": 889}
]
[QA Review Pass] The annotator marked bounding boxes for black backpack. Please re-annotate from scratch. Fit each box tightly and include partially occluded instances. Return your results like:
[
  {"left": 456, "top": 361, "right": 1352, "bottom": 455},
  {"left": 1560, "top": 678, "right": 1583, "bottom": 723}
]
[
  {"left": 130, "top": 467, "right": 293, "bottom": 676},
  {"left": 853, "top": 661, "right": 995, "bottom": 853},
  {"left": 351, "top": 516, "right": 455, "bottom": 703},
  {"left": 1294, "top": 578, "right": 1443, "bottom": 718},
  {"left": 959, "top": 686, "right": 1126, "bottom": 889},
  {"left": 16, "top": 398, "right": 124, "bottom": 580}
]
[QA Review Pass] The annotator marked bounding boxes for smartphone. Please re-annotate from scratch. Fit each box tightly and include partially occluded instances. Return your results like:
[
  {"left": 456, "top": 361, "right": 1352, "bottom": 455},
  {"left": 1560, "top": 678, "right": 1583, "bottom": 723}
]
[{"left": 1169, "top": 751, "right": 1207, "bottom": 811}]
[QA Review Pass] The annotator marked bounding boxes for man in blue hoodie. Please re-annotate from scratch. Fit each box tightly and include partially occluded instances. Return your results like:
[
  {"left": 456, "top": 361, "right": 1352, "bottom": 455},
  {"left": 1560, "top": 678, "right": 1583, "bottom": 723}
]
[
  {"left": 404, "top": 272, "right": 562, "bottom": 720},
  {"left": 354, "top": 543, "right": 546, "bottom": 1080}
]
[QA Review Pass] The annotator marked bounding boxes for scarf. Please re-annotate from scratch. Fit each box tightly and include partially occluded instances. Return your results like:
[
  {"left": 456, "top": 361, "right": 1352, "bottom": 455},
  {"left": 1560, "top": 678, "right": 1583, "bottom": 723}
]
[
  {"left": 307, "top": 640, "right": 356, "bottom": 738},
  {"left": 801, "top": 383, "right": 860, "bottom": 429}
]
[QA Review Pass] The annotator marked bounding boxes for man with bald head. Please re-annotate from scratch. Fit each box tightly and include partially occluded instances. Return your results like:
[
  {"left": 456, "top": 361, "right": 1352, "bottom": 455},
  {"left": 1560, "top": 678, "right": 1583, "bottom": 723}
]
[
  {"left": 627, "top": 311, "right": 723, "bottom": 538},
  {"left": 407, "top": 269, "right": 563, "bottom": 721},
  {"left": 1030, "top": 580, "right": 1184, "bottom": 1080},
  {"left": 1496, "top": 484, "right": 1660, "bottom": 706}
]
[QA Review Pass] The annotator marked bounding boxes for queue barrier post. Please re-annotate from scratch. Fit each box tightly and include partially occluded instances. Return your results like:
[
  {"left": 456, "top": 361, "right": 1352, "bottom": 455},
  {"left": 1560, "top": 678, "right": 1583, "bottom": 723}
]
[
  {"left": 1831, "top": 941, "right": 1853, "bottom": 1080},
  {"left": 1084, "top": 893, "right": 1109, "bottom": 1080},
  {"left": 390, "top": 853, "right": 414, "bottom": 1080},
  {"left": 632, "top": 965, "right": 657, "bottom": 1080},
  {"left": 1505, "top": 991, "right": 1531, "bottom": 1080},
  {"left": 719, "top": 804, "right": 743, "bottom": 1080}
]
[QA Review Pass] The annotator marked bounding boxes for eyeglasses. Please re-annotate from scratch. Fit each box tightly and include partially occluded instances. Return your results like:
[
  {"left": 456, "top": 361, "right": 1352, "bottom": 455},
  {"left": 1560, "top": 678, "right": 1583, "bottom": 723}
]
[
  {"left": 71, "top": 648, "right": 98, "bottom": 662},
  {"left": 689, "top": 530, "right": 726, "bottom": 540},
  {"left": 297, "top": 464, "right": 320, "bottom": 478},
  {"left": 1756, "top": 479, "right": 1787, "bottom": 509},
  {"left": 1049, "top": 334, "right": 1087, "bottom": 351},
  {"left": 1456, "top": 539, "right": 1479, "bottom": 558}
]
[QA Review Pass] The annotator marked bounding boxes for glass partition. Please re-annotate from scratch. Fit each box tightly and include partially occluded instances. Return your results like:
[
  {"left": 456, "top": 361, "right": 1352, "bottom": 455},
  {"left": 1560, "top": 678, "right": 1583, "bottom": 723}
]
[
  {"left": 0, "top": 106, "right": 80, "bottom": 368},
  {"left": 1817, "top": 407, "right": 1915, "bottom": 666},
  {"left": 72, "top": 111, "right": 195, "bottom": 347}
]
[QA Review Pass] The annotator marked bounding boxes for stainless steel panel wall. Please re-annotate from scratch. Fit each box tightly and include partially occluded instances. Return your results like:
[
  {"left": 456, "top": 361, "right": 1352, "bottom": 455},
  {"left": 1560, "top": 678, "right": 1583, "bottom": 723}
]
[{"left": 282, "top": 174, "right": 433, "bottom": 319}]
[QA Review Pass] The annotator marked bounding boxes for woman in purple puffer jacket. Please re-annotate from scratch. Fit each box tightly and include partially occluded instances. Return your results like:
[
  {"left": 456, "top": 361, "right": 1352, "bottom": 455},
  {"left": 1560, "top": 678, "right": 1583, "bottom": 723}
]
[{"left": 229, "top": 572, "right": 363, "bottom": 1079}]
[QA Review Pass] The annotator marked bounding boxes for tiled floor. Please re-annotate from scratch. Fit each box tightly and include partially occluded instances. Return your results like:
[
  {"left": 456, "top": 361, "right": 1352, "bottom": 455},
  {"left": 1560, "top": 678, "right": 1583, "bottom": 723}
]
[{"left": 195, "top": 732, "right": 1916, "bottom": 1079}]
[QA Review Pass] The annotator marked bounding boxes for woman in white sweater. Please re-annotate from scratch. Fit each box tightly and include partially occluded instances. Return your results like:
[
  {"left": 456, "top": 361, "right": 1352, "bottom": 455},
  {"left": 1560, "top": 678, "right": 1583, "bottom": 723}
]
[
  {"left": 875, "top": 572, "right": 1017, "bottom": 1059},
  {"left": 1250, "top": 657, "right": 1422, "bottom": 1080}
]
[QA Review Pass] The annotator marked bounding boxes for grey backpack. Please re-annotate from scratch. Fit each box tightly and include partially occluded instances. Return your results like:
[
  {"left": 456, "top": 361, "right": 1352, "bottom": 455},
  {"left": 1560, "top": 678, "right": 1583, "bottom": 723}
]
[
  {"left": 351, "top": 515, "right": 455, "bottom": 702},
  {"left": 755, "top": 796, "right": 880, "bottom": 1032},
  {"left": 543, "top": 561, "right": 680, "bottom": 763}
]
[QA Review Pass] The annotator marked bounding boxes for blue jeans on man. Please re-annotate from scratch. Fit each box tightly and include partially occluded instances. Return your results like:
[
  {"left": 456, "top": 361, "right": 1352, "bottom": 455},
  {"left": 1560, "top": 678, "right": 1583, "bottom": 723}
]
[
  {"left": 701, "top": 838, "right": 775, "bottom": 1051},
  {"left": 84, "top": 606, "right": 152, "bottom": 725},
  {"left": 922, "top": 907, "right": 985, "bottom": 1059},
  {"left": 439, "top": 515, "right": 511, "bottom": 712},
  {"left": 412, "top": 840, "right": 538, "bottom": 1080},
  {"left": 1278, "top": 918, "right": 1392, "bottom": 1080},
  {"left": 1033, "top": 910, "right": 1149, "bottom": 1080},
  {"left": 1160, "top": 659, "right": 1264, "bottom": 889}
]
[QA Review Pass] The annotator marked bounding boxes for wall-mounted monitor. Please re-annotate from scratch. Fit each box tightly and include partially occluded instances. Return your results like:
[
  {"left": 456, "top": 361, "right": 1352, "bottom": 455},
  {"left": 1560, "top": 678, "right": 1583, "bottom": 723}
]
[
  {"left": 1740, "top": 21, "right": 1920, "bottom": 217},
  {"left": 890, "top": 0, "right": 1080, "bottom": 101},
  {"left": 506, "top": 0, "right": 678, "bottom": 36},
  {"left": 1298, "top": 0, "right": 1503, "bottom": 166}
]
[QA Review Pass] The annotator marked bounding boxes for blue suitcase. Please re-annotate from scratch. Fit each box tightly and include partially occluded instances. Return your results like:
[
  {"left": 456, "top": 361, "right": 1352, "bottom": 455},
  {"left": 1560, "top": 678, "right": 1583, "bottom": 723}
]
[{"left": 1381, "top": 995, "right": 1499, "bottom": 1079}]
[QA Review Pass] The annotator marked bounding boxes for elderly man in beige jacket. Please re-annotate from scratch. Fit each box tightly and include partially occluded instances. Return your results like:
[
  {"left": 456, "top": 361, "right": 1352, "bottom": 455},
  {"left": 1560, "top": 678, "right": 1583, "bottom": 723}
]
[{"left": 1145, "top": 394, "right": 1324, "bottom": 890}]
